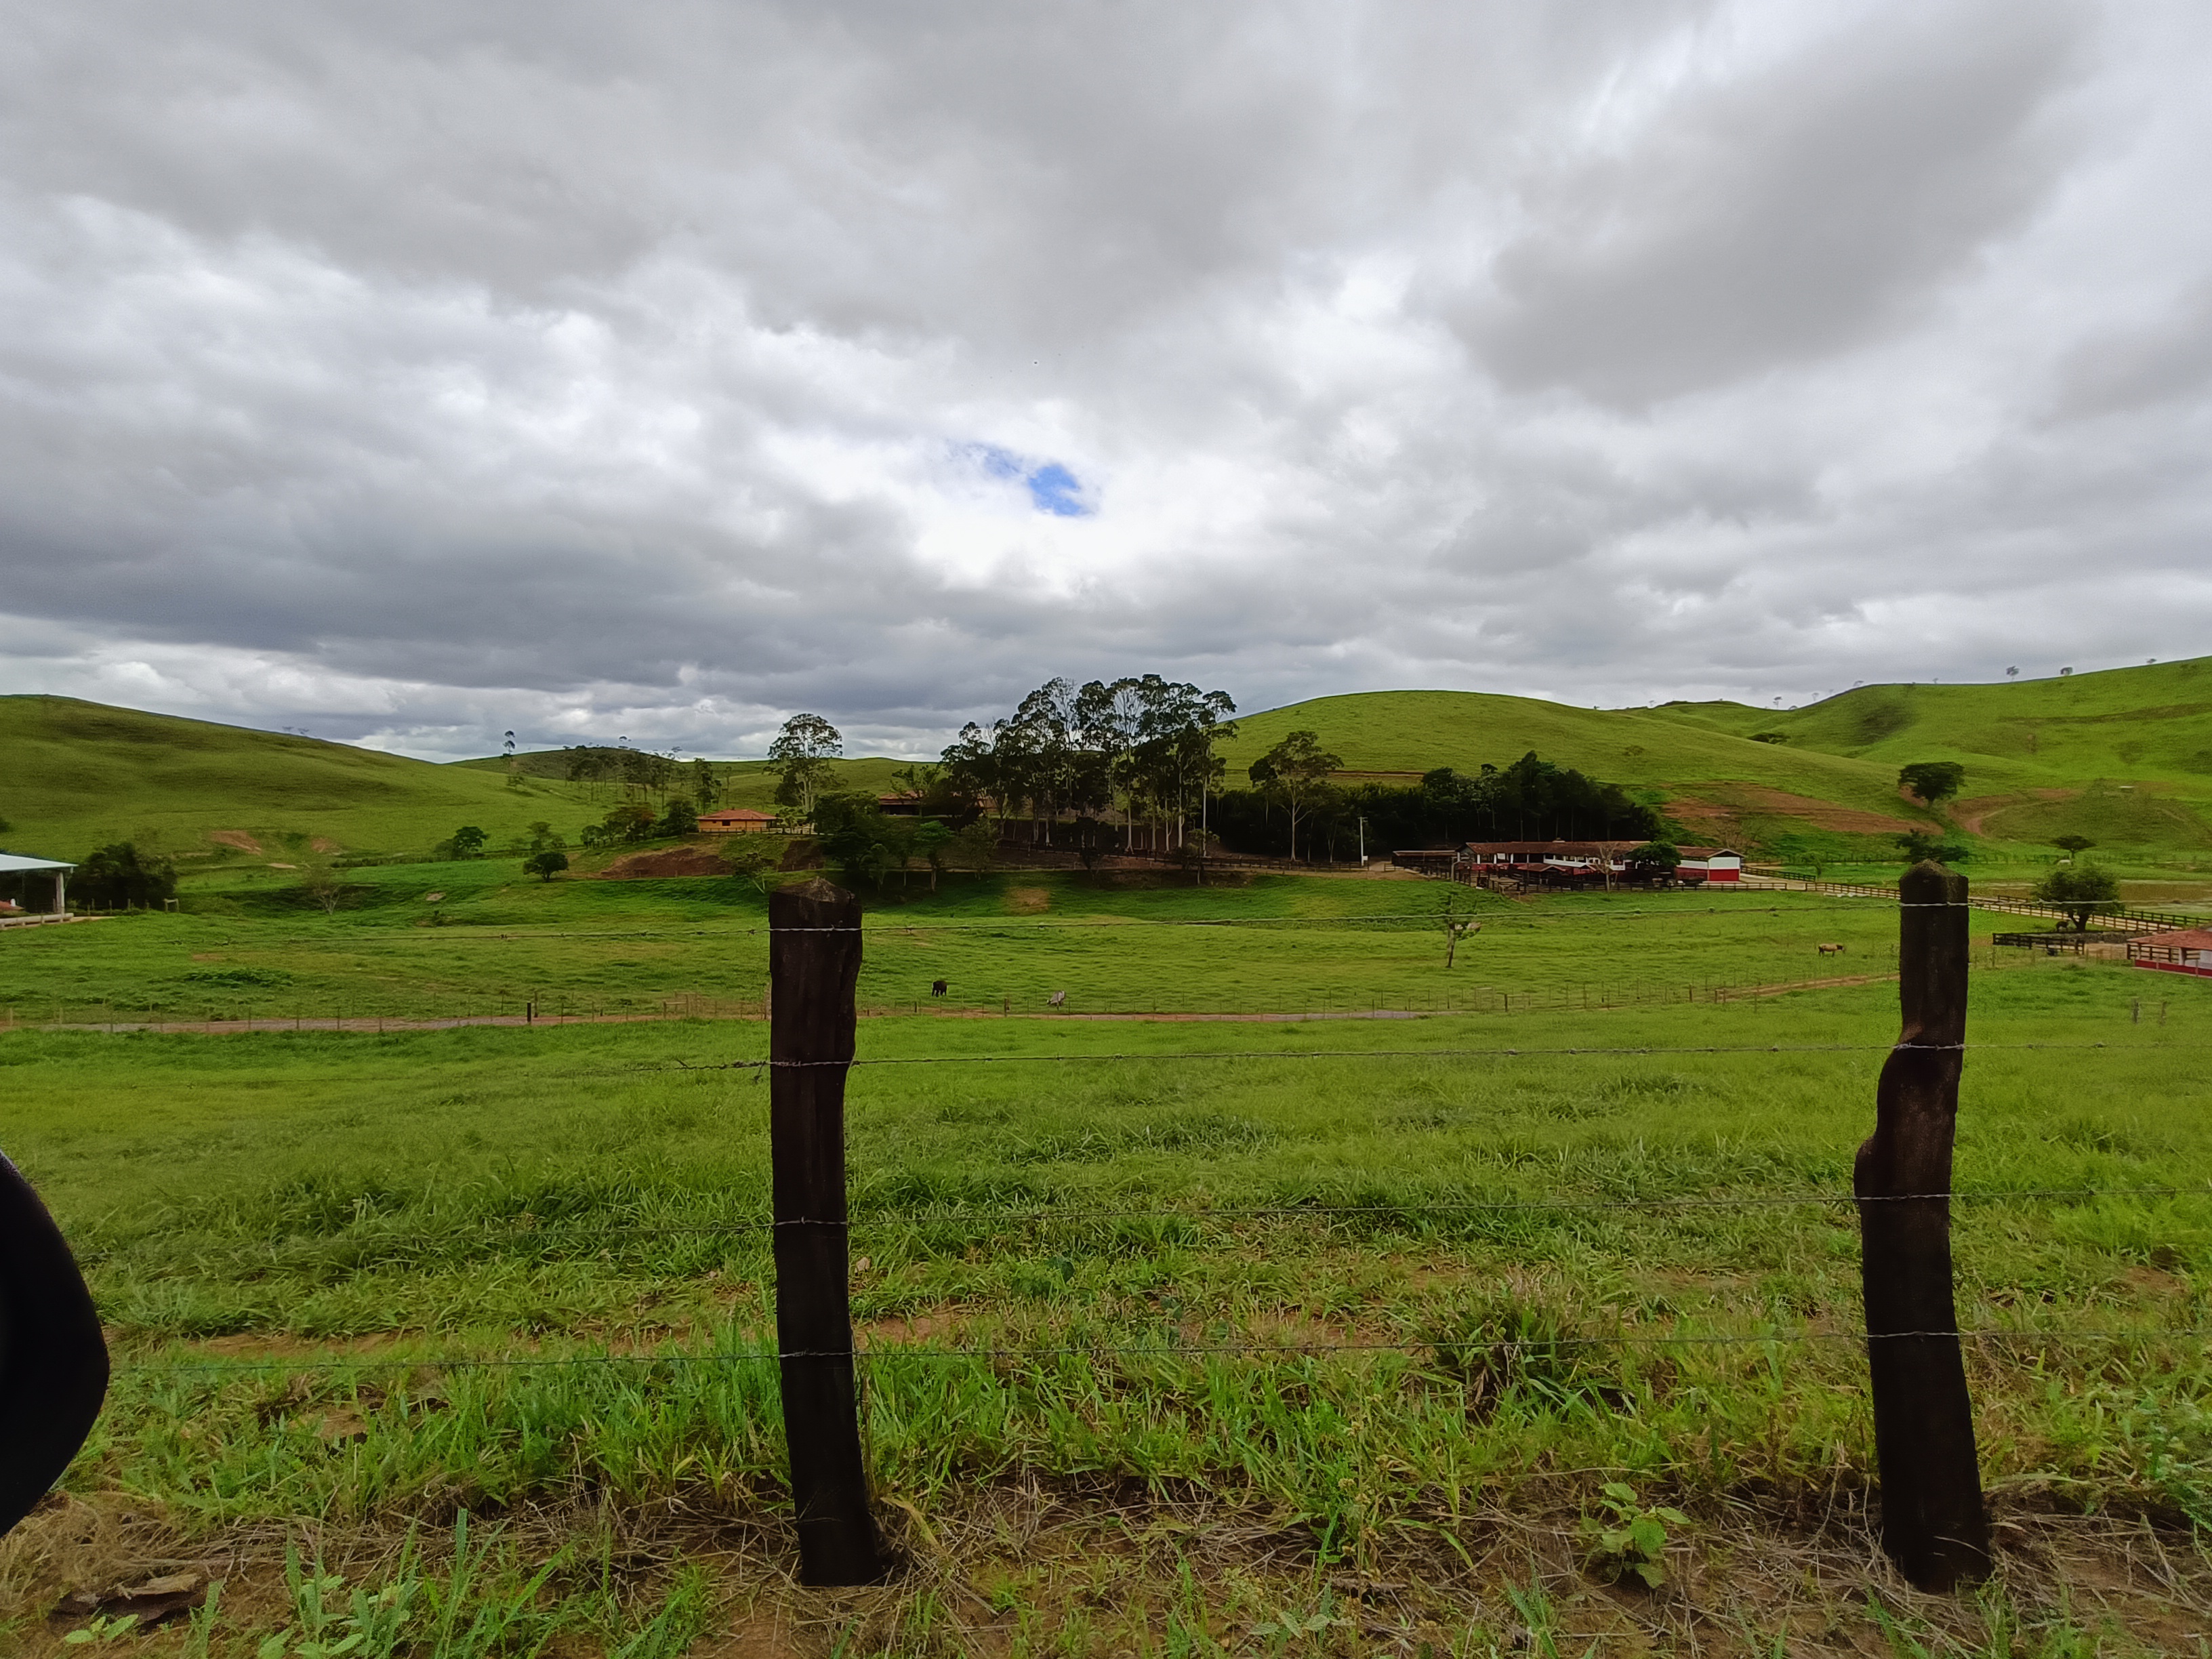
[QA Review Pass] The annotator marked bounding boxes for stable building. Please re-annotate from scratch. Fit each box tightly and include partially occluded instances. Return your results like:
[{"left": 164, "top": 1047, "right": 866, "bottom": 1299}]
[
  {"left": 2127, "top": 928, "right": 2212, "bottom": 979},
  {"left": 0, "top": 851, "right": 75, "bottom": 920},
  {"left": 697, "top": 808, "right": 780, "bottom": 834},
  {"left": 1391, "top": 842, "right": 1742, "bottom": 887}
]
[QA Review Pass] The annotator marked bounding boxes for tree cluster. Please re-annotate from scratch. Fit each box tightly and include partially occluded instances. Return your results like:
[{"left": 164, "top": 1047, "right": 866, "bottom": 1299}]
[
  {"left": 579, "top": 798, "right": 699, "bottom": 849},
  {"left": 562, "top": 744, "right": 689, "bottom": 802},
  {"left": 937, "top": 675, "right": 1238, "bottom": 851},
  {"left": 1211, "top": 751, "right": 1666, "bottom": 862},
  {"left": 74, "top": 842, "right": 178, "bottom": 909},
  {"left": 813, "top": 794, "right": 996, "bottom": 892}
]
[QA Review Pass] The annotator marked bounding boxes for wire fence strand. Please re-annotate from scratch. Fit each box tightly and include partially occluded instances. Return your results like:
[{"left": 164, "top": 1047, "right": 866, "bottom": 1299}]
[{"left": 111, "top": 1324, "right": 2212, "bottom": 1379}]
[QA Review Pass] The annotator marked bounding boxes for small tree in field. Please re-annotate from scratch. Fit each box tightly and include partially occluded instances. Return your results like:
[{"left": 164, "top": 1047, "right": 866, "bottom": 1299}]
[
  {"left": 524, "top": 848, "right": 569, "bottom": 882},
  {"left": 2034, "top": 863, "right": 2119, "bottom": 930},
  {"left": 449, "top": 825, "right": 488, "bottom": 859},
  {"left": 1898, "top": 762, "right": 1966, "bottom": 808},
  {"left": 2050, "top": 834, "right": 2095, "bottom": 860},
  {"left": 298, "top": 855, "right": 344, "bottom": 914}
]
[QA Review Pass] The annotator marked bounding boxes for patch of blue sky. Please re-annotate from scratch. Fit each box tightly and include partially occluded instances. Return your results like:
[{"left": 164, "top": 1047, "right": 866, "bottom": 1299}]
[{"left": 966, "top": 443, "right": 1092, "bottom": 516}]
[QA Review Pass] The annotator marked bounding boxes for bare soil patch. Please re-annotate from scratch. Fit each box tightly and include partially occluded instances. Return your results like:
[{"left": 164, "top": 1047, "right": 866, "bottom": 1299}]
[
  {"left": 1953, "top": 788, "right": 2075, "bottom": 836},
  {"left": 598, "top": 848, "right": 732, "bottom": 878},
  {"left": 1677, "top": 786, "right": 1920, "bottom": 835},
  {"left": 207, "top": 831, "right": 262, "bottom": 854}
]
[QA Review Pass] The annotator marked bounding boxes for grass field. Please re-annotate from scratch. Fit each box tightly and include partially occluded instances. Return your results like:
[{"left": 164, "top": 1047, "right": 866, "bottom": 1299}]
[
  {"left": 5, "top": 867, "right": 2212, "bottom": 1656},
  {"left": 8, "top": 861, "right": 1929, "bottom": 1025}
]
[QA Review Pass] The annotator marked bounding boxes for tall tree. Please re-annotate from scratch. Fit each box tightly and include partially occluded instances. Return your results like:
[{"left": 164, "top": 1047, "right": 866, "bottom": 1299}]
[
  {"left": 2034, "top": 863, "right": 2119, "bottom": 930},
  {"left": 769, "top": 714, "right": 844, "bottom": 814},
  {"left": 1120, "top": 676, "right": 1238, "bottom": 851},
  {"left": 1248, "top": 730, "right": 1342, "bottom": 861},
  {"left": 691, "top": 757, "right": 721, "bottom": 809}
]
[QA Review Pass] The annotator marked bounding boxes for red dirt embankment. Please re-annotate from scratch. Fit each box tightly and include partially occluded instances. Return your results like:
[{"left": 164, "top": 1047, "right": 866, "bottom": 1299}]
[{"left": 598, "top": 847, "right": 732, "bottom": 878}]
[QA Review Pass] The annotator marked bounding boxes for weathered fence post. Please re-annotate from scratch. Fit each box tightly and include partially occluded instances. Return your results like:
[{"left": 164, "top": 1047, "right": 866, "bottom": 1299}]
[
  {"left": 1855, "top": 861, "right": 1990, "bottom": 1591},
  {"left": 769, "top": 878, "right": 888, "bottom": 1585}
]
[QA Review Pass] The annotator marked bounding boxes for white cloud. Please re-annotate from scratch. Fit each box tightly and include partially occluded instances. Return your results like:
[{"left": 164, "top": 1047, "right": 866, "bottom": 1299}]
[{"left": 0, "top": 0, "right": 2206, "bottom": 760}]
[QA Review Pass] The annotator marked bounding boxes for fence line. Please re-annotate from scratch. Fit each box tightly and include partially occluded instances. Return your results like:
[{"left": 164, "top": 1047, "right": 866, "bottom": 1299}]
[
  {"left": 15, "top": 1038, "right": 2201, "bottom": 1096},
  {"left": 75, "top": 1184, "right": 2200, "bottom": 1256},
  {"left": 108, "top": 1323, "right": 2212, "bottom": 1380}
]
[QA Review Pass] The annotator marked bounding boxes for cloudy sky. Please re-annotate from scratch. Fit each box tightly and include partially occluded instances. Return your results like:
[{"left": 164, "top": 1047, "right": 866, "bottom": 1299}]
[{"left": 2, "top": 1, "right": 2207, "bottom": 760}]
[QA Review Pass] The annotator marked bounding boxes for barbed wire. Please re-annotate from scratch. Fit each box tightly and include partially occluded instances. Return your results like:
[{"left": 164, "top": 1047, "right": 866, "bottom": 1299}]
[
  {"left": 665, "top": 1038, "right": 2171, "bottom": 1071},
  {"left": 75, "top": 1185, "right": 2209, "bottom": 1265},
  {"left": 235, "top": 900, "right": 1925, "bottom": 949},
  {"left": 16, "top": 1036, "right": 2198, "bottom": 1099},
  {"left": 110, "top": 1323, "right": 2212, "bottom": 1379}
]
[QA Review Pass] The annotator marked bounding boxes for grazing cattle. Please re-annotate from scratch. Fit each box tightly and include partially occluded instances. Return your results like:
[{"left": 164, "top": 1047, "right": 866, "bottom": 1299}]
[
  {"left": 1048, "top": 990, "right": 1067, "bottom": 1008},
  {"left": 1817, "top": 943, "right": 1845, "bottom": 956},
  {"left": 930, "top": 979, "right": 947, "bottom": 998}
]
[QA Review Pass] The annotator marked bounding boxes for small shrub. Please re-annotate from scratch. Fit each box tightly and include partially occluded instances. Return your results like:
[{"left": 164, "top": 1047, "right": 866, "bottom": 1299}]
[
  {"left": 1580, "top": 1481, "right": 1687, "bottom": 1589},
  {"left": 1425, "top": 1291, "right": 1622, "bottom": 1415}
]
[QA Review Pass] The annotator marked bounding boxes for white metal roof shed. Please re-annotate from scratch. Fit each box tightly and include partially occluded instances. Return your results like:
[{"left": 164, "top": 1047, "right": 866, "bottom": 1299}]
[{"left": 0, "top": 851, "right": 76, "bottom": 920}]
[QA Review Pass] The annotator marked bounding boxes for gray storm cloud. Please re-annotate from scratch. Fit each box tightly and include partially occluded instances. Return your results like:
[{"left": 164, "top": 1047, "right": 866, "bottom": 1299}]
[{"left": 0, "top": 0, "right": 2205, "bottom": 758}]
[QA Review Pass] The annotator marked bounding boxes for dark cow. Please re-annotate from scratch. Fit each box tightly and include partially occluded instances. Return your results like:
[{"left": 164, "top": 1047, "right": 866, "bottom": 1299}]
[{"left": 930, "top": 979, "right": 947, "bottom": 997}]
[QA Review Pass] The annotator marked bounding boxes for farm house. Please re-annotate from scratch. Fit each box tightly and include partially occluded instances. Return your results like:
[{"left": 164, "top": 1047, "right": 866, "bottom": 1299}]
[
  {"left": 2127, "top": 927, "right": 2212, "bottom": 977},
  {"left": 697, "top": 808, "right": 779, "bottom": 834}
]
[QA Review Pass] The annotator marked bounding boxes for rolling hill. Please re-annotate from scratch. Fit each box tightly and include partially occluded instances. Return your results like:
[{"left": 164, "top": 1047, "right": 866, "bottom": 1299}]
[
  {"left": 0, "top": 696, "right": 604, "bottom": 862},
  {"left": 1225, "top": 657, "right": 2212, "bottom": 860},
  {"left": 9, "top": 654, "right": 2211, "bottom": 870}
]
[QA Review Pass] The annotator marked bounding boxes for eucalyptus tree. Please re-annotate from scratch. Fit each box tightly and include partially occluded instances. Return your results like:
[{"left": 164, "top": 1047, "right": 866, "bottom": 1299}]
[{"left": 769, "top": 713, "right": 843, "bottom": 813}]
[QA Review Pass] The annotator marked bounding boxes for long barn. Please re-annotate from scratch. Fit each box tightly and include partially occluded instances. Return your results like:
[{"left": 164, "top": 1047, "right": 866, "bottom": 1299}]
[{"left": 1392, "top": 841, "right": 1742, "bottom": 886}]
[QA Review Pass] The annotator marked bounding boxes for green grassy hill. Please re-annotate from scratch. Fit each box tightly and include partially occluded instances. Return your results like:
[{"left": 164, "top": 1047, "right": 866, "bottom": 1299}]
[
  {"left": 1227, "top": 659, "right": 2212, "bottom": 864},
  {"left": 1646, "top": 659, "right": 2212, "bottom": 855},
  {"left": 451, "top": 752, "right": 914, "bottom": 808},
  {"left": 1220, "top": 689, "right": 1937, "bottom": 855},
  {"left": 0, "top": 697, "right": 603, "bottom": 863},
  {"left": 12, "top": 655, "right": 2212, "bottom": 873}
]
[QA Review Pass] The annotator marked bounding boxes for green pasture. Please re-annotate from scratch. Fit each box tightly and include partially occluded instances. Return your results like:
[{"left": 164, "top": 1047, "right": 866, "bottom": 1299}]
[
  {"left": 5, "top": 867, "right": 1935, "bottom": 1024},
  {"left": 4, "top": 870, "right": 2211, "bottom": 1653}
]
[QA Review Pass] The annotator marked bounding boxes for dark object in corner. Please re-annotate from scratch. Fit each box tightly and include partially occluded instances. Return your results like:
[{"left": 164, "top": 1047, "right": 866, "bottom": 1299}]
[{"left": 0, "top": 1151, "right": 110, "bottom": 1536}]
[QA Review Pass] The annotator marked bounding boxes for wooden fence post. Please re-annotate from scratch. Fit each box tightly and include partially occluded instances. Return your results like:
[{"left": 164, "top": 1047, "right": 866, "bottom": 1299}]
[
  {"left": 769, "top": 878, "right": 888, "bottom": 1586},
  {"left": 1855, "top": 861, "right": 1990, "bottom": 1591}
]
